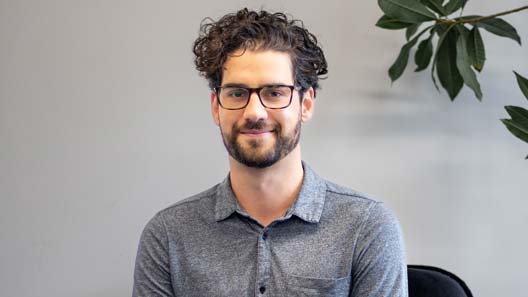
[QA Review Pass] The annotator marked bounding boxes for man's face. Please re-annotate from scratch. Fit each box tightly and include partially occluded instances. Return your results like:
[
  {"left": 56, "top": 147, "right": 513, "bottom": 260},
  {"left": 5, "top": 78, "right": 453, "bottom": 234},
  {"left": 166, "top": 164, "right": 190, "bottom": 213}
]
[{"left": 211, "top": 49, "right": 314, "bottom": 168}]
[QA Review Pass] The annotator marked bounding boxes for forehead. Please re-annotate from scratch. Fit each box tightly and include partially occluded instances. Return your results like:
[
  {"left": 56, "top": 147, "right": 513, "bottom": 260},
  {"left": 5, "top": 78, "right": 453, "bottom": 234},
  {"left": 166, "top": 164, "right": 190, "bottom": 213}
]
[{"left": 221, "top": 49, "right": 294, "bottom": 86}]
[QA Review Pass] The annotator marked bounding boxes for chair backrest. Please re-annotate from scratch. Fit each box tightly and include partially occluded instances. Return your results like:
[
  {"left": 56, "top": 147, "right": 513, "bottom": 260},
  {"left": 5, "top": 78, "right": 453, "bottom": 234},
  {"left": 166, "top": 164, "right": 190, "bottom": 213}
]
[{"left": 408, "top": 265, "right": 473, "bottom": 297}]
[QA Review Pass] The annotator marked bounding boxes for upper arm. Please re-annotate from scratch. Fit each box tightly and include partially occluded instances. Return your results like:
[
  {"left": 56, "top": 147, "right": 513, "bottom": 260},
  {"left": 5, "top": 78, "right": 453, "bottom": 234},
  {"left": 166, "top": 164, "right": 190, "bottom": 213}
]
[
  {"left": 132, "top": 213, "right": 175, "bottom": 297},
  {"left": 350, "top": 202, "right": 408, "bottom": 297}
]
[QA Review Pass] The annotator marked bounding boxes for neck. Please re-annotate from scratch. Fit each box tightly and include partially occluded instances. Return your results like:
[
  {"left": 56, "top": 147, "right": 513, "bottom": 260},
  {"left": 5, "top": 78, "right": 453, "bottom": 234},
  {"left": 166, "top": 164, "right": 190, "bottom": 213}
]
[{"left": 228, "top": 146, "right": 304, "bottom": 227}]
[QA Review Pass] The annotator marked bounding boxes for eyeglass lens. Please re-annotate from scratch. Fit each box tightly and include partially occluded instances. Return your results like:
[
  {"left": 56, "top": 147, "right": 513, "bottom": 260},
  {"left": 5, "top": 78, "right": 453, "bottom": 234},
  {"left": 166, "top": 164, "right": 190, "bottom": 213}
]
[{"left": 219, "top": 86, "right": 292, "bottom": 109}]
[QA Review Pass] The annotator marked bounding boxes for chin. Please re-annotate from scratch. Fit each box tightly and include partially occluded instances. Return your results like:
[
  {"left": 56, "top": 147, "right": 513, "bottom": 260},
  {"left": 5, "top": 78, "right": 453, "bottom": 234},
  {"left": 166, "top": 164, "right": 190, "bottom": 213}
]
[{"left": 236, "top": 147, "right": 282, "bottom": 168}]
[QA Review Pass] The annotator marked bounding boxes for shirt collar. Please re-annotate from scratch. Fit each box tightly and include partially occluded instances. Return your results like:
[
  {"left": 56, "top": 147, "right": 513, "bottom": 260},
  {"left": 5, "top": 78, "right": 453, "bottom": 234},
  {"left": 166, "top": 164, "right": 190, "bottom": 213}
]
[{"left": 214, "top": 161, "right": 327, "bottom": 223}]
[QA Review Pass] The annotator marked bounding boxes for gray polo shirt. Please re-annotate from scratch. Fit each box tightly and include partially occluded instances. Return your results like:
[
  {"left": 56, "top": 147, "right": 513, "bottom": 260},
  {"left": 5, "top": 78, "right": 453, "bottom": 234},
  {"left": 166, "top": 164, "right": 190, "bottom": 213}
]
[{"left": 133, "top": 163, "right": 408, "bottom": 297}]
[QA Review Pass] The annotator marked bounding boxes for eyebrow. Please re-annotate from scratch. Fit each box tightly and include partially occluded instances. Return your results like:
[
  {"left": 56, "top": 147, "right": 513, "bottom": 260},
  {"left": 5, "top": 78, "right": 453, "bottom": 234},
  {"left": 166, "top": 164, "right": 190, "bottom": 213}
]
[{"left": 220, "top": 82, "right": 292, "bottom": 88}]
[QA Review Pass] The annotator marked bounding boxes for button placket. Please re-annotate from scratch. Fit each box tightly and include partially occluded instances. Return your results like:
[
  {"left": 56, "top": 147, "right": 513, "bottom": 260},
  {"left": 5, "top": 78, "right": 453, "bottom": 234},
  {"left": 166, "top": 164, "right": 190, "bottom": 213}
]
[{"left": 255, "top": 229, "right": 271, "bottom": 295}]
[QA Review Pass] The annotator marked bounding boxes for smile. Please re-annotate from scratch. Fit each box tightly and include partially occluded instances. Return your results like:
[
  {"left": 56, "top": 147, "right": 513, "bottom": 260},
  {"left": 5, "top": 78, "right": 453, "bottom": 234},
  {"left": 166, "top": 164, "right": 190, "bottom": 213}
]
[{"left": 240, "top": 130, "right": 274, "bottom": 137}]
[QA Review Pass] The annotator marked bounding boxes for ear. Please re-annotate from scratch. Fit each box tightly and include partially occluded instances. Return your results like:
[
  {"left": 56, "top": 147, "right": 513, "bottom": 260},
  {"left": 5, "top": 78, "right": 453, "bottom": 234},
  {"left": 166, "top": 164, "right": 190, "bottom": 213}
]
[
  {"left": 211, "top": 91, "right": 220, "bottom": 126},
  {"left": 300, "top": 87, "right": 315, "bottom": 123}
]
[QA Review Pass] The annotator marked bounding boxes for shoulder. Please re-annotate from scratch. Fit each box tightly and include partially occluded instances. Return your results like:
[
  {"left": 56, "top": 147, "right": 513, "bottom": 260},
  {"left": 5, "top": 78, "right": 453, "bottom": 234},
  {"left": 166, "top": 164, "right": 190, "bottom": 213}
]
[
  {"left": 323, "top": 179, "right": 381, "bottom": 212},
  {"left": 145, "top": 184, "right": 219, "bottom": 231},
  {"left": 324, "top": 180, "right": 379, "bottom": 203},
  {"left": 321, "top": 180, "right": 404, "bottom": 250},
  {"left": 322, "top": 179, "right": 398, "bottom": 227},
  {"left": 161, "top": 185, "right": 218, "bottom": 215}
]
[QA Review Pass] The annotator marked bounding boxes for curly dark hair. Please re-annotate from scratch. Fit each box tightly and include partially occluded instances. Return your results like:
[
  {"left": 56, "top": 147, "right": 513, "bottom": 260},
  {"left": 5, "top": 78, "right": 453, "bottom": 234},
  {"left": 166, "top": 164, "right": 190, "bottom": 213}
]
[{"left": 192, "top": 8, "right": 328, "bottom": 97}]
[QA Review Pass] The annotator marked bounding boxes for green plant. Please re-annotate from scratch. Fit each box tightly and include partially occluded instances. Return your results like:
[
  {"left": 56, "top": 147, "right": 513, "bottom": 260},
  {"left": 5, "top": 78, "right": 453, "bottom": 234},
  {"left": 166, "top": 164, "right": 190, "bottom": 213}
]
[
  {"left": 502, "top": 72, "right": 528, "bottom": 159},
  {"left": 376, "top": 0, "right": 528, "bottom": 157}
]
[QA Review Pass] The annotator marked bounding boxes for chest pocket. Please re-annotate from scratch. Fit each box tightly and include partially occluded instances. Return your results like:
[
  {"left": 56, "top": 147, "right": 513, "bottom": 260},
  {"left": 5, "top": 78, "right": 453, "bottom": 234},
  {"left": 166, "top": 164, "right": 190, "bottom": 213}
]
[{"left": 286, "top": 274, "right": 350, "bottom": 297}]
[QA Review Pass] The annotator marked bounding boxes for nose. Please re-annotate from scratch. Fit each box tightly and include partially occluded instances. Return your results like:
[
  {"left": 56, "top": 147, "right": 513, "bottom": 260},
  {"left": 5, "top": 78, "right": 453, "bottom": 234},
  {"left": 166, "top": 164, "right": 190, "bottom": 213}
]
[{"left": 242, "top": 91, "right": 268, "bottom": 121}]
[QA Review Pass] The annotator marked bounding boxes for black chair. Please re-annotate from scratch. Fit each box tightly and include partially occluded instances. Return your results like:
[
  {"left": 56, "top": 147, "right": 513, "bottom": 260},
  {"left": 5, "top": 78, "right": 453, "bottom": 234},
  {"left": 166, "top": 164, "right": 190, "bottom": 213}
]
[{"left": 408, "top": 265, "right": 473, "bottom": 297}]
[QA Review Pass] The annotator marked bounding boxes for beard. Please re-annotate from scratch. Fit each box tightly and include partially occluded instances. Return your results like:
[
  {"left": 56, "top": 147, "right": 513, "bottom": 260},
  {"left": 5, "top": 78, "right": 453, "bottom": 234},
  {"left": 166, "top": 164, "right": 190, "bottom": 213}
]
[{"left": 220, "top": 117, "right": 301, "bottom": 168}]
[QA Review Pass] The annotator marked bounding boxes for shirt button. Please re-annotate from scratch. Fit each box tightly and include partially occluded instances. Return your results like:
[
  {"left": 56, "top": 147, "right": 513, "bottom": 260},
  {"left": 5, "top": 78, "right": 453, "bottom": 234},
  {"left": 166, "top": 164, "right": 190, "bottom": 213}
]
[
  {"left": 262, "top": 232, "right": 268, "bottom": 240},
  {"left": 259, "top": 286, "right": 266, "bottom": 294}
]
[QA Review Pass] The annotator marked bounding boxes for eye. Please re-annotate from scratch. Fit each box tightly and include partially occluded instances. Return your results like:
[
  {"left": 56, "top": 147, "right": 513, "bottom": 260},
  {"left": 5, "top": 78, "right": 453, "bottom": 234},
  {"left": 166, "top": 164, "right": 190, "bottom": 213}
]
[
  {"left": 226, "top": 88, "right": 247, "bottom": 98},
  {"left": 269, "top": 90, "right": 284, "bottom": 97},
  {"left": 262, "top": 87, "right": 289, "bottom": 98}
]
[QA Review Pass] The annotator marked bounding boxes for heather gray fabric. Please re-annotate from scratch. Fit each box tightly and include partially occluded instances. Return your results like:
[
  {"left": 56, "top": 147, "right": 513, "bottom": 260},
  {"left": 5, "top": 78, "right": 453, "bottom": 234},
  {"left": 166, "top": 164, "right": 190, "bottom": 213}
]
[{"left": 133, "top": 162, "right": 408, "bottom": 297}]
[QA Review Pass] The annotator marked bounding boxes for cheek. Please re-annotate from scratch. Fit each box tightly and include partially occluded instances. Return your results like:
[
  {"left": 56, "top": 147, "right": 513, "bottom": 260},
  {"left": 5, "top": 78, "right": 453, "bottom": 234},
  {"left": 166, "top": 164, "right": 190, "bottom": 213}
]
[
  {"left": 277, "top": 109, "right": 301, "bottom": 127},
  {"left": 218, "top": 111, "right": 240, "bottom": 130}
]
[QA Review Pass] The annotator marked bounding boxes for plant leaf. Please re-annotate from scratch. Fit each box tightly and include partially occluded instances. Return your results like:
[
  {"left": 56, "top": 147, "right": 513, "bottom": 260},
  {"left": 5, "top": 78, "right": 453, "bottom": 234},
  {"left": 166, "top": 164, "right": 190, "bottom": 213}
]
[
  {"left": 502, "top": 106, "right": 528, "bottom": 158},
  {"left": 514, "top": 71, "right": 528, "bottom": 100},
  {"left": 455, "top": 25, "right": 483, "bottom": 100},
  {"left": 501, "top": 118, "right": 528, "bottom": 143},
  {"left": 505, "top": 106, "right": 528, "bottom": 128},
  {"left": 436, "top": 29, "right": 463, "bottom": 99},
  {"left": 389, "top": 26, "right": 434, "bottom": 82},
  {"left": 420, "top": 0, "right": 447, "bottom": 16},
  {"left": 475, "top": 17, "right": 521, "bottom": 45},
  {"left": 467, "top": 27, "right": 486, "bottom": 72},
  {"left": 389, "top": 40, "right": 417, "bottom": 82},
  {"left": 444, "top": 0, "right": 467, "bottom": 15},
  {"left": 415, "top": 35, "right": 434, "bottom": 71},
  {"left": 406, "top": 24, "right": 420, "bottom": 40},
  {"left": 376, "top": 15, "right": 415, "bottom": 29},
  {"left": 430, "top": 24, "right": 456, "bottom": 91},
  {"left": 378, "top": 0, "right": 437, "bottom": 24}
]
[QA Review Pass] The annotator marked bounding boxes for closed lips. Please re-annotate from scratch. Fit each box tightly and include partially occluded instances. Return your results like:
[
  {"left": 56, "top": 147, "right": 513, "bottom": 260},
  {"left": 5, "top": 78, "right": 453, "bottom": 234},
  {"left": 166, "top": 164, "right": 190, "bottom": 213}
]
[
  {"left": 240, "top": 130, "right": 271, "bottom": 134},
  {"left": 240, "top": 130, "right": 273, "bottom": 135}
]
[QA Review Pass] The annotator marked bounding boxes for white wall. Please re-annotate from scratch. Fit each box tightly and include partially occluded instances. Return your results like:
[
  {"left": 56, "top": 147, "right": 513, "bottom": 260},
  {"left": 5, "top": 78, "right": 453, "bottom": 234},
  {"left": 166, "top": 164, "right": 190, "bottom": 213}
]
[{"left": 1, "top": 0, "right": 526, "bottom": 296}]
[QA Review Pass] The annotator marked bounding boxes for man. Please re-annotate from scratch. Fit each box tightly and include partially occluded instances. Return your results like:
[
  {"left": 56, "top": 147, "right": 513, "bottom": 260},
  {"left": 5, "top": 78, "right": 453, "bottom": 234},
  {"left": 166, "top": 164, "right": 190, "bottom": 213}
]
[{"left": 133, "top": 8, "right": 407, "bottom": 297}]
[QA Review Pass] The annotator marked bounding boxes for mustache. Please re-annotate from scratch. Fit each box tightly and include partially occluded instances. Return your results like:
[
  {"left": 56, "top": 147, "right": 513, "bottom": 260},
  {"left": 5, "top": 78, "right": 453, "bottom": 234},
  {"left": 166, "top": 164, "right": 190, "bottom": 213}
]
[{"left": 236, "top": 120, "right": 277, "bottom": 131}]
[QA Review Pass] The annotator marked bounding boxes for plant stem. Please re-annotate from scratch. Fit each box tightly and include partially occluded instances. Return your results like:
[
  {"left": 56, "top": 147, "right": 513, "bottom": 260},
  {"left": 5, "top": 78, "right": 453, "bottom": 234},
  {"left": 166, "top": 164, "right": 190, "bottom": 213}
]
[
  {"left": 460, "top": 5, "right": 528, "bottom": 23},
  {"left": 437, "top": 5, "right": 528, "bottom": 25}
]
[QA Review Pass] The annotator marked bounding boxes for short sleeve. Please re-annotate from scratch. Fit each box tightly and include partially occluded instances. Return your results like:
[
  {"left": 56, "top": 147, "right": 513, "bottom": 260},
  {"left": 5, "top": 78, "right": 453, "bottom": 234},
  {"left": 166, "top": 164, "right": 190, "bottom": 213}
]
[{"left": 350, "top": 202, "right": 408, "bottom": 297}]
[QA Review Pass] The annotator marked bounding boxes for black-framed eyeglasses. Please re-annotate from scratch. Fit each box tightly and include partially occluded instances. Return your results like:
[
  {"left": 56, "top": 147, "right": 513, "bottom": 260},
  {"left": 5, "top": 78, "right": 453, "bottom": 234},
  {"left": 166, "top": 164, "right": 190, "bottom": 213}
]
[{"left": 214, "top": 85, "right": 296, "bottom": 110}]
